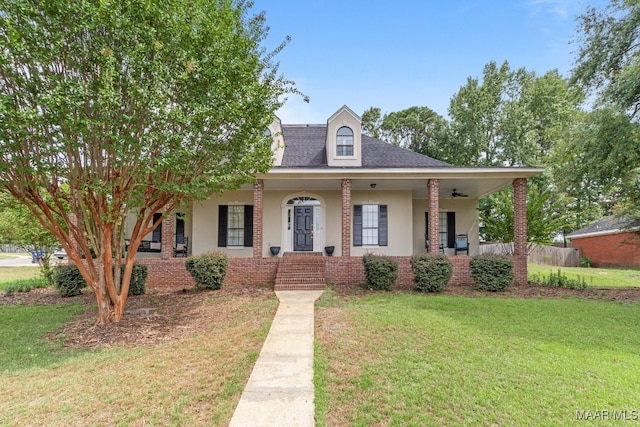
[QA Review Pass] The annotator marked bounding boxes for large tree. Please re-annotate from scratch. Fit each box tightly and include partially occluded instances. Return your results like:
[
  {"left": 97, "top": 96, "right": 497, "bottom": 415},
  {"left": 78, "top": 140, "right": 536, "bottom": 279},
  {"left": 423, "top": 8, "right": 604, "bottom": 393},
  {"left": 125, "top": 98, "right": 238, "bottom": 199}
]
[
  {"left": 0, "top": 0, "right": 293, "bottom": 323},
  {"left": 447, "top": 61, "right": 582, "bottom": 168},
  {"left": 571, "top": 0, "right": 640, "bottom": 220}
]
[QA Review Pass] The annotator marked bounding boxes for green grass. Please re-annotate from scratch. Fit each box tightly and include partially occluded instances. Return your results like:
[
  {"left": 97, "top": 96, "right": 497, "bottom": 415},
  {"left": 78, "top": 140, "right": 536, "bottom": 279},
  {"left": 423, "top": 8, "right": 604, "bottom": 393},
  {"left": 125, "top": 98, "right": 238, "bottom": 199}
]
[
  {"left": 528, "top": 263, "right": 640, "bottom": 288},
  {"left": 0, "top": 266, "right": 41, "bottom": 288},
  {"left": 0, "top": 303, "right": 87, "bottom": 372},
  {"left": 0, "top": 293, "right": 278, "bottom": 426},
  {"left": 315, "top": 293, "right": 640, "bottom": 426}
]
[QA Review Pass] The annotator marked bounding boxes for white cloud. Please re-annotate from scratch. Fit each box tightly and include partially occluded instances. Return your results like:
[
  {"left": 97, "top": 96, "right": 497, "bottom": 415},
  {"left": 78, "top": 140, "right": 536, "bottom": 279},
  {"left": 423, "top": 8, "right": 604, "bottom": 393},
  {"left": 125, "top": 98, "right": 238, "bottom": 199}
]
[{"left": 527, "top": 0, "right": 580, "bottom": 20}]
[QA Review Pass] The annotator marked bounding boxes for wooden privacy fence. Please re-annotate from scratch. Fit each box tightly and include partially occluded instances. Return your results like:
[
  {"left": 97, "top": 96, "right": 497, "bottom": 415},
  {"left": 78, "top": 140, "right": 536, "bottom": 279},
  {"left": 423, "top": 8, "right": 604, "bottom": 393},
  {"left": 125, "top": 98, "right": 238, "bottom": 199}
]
[{"left": 479, "top": 243, "right": 581, "bottom": 267}]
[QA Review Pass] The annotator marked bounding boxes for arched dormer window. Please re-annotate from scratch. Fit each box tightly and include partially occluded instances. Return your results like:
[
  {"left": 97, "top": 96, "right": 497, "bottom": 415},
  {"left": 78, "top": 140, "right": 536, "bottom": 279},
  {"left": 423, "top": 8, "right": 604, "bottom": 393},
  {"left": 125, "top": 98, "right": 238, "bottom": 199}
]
[{"left": 336, "top": 126, "right": 354, "bottom": 156}]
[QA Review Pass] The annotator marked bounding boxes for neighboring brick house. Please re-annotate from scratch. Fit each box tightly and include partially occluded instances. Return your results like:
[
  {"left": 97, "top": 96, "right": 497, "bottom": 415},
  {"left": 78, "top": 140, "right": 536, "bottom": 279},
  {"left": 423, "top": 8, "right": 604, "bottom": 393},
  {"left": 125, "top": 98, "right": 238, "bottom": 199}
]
[
  {"left": 129, "top": 106, "right": 541, "bottom": 289},
  {"left": 567, "top": 216, "right": 640, "bottom": 268}
]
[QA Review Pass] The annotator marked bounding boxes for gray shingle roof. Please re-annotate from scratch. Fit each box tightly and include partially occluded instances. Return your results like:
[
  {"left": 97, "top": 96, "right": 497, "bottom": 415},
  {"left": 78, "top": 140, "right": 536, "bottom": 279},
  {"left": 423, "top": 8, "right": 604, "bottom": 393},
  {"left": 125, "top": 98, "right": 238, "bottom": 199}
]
[
  {"left": 279, "top": 125, "right": 450, "bottom": 168},
  {"left": 567, "top": 215, "right": 640, "bottom": 238}
]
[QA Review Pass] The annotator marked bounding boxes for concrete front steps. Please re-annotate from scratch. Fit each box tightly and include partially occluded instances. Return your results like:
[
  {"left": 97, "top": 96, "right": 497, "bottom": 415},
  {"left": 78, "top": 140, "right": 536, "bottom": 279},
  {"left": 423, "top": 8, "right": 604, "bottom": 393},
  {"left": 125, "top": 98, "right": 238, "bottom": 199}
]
[{"left": 274, "top": 252, "right": 326, "bottom": 291}]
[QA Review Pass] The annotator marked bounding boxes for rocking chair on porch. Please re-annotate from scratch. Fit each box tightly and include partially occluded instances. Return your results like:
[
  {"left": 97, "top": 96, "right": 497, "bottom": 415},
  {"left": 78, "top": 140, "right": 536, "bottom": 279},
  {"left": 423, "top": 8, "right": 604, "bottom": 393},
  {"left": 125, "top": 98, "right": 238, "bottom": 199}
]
[
  {"left": 174, "top": 236, "right": 188, "bottom": 258},
  {"left": 455, "top": 234, "right": 469, "bottom": 255}
]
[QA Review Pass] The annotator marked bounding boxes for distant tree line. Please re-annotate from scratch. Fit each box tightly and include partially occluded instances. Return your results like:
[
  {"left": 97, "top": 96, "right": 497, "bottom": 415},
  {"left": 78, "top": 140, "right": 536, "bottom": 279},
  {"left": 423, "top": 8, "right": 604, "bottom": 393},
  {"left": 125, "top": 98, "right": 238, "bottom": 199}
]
[{"left": 362, "top": 0, "right": 640, "bottom": 246}]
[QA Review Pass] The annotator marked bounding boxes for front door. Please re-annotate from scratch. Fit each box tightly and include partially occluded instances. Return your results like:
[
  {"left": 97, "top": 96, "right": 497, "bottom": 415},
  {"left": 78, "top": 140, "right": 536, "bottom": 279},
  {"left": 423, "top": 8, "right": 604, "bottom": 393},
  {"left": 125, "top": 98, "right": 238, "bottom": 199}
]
[{"left": 294, "top": 206, "right": 313, "bottom": 251}]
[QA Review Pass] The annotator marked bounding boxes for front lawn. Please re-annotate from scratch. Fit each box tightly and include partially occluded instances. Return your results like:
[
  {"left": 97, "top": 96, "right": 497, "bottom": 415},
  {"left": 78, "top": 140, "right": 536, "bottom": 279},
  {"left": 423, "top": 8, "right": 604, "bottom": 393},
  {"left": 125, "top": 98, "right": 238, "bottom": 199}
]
[
  {"left": 315, "top": 292, "right": 640, "bottom": 426},
  {"left": 0, "top": 290, "right": 277, "bottom": 426},
  {"left": 528, "top": 263, "right": 640, "bottom": 288}
]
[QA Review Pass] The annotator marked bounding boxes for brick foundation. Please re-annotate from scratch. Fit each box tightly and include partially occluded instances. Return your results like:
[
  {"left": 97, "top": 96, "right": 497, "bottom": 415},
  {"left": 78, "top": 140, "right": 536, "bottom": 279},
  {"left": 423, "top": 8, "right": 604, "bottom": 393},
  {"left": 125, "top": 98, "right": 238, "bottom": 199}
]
[{"left": 141, "top": 255, "right": 497, "bottom": 290}]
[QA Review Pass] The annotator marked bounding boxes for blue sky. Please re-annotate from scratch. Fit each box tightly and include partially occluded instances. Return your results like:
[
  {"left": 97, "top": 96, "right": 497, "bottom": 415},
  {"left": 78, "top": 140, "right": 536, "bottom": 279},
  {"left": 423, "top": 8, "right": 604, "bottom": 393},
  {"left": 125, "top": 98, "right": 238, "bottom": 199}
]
[{"left": 252, "top": 0, "right": 609, "bottom": 124}]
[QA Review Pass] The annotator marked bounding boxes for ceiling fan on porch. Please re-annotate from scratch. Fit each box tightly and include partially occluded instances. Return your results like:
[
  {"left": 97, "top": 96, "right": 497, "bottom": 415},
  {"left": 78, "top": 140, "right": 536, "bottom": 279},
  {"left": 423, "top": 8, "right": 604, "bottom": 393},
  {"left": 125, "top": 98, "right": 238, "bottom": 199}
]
[{"left": 451, "top": 189, "right": 469, "bottom": 198}]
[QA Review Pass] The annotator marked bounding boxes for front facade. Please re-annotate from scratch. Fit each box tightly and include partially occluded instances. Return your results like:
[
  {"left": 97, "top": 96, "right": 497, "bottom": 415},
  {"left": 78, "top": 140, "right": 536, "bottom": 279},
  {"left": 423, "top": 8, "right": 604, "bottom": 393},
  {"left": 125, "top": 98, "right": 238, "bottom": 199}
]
[{"left": 130, "top": 106, "right": 541, "bottom": 288}]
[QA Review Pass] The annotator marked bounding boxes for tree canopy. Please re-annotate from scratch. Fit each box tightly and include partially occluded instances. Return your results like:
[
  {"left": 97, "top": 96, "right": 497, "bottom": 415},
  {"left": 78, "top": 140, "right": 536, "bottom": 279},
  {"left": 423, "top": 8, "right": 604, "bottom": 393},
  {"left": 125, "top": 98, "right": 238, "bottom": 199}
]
[
  {"left": 572, "top": 0, "right": 640, "bottom": 118},
  {"left": 0, "top": 0, "right": 294, "bottom": 323},
  {"left": 570, "top": 0, "right": 640, "bottom": 221}
]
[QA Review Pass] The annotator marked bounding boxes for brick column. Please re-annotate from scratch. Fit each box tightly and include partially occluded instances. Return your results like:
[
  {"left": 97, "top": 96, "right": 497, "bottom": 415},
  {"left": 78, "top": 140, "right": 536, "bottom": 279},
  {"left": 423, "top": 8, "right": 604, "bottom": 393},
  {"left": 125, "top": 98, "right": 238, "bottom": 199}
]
[
  {"left": 513, "top": 178, "right": 528, "bottom": 285},
  {"left": 341, "top": 179, "right": 351, "bottom": 257},
  {"left": 161, "top": 212, "right": 175, "bottom": 259},
  {"left": 253, "top": 179, "right": 264, "bottom": 258},
  {"left": 427, "top": 179, "right": 440, "bottom": 254}
]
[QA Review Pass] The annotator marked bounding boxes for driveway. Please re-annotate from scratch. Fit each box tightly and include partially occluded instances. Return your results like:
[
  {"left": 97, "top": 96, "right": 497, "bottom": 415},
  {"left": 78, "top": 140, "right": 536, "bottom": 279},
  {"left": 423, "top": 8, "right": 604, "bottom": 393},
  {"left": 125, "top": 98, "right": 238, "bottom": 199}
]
[{"left": 0, "top": 255, "right": 40, "bottom": 267}]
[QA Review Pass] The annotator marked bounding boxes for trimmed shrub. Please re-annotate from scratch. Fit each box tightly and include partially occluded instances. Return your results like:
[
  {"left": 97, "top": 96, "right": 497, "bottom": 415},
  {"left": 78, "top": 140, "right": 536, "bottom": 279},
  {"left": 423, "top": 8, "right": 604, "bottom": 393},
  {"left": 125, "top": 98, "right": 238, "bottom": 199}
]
[
  {"left": 362, "top": 254, "right": 397, "bottom": 291},
  {"left": 185, "top": 253, "right": 228, "bottom": 290},
  {"left": 52, "top": 264, "right": 87, "bottom": 297},
  {"left": 121, "top": 263, "right": 148, "bottom": 296},
  {"left": 410, "top": 254, "right": 452, "bottom": 293},
  {"left": 470, "top": 254, "right": 514, "bottom": 292}
]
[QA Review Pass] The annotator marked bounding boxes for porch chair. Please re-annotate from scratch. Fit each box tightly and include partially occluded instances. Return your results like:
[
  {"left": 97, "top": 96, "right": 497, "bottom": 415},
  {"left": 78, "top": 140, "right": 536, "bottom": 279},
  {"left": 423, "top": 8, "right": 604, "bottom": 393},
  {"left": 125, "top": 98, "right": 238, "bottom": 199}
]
[
  {"left": 174, "top": 236, "right": 188, "bottom": 258},
  {"left": 455, "top": 233, "right": 469, "bottom": 255},
  {"left": 425, "top": 235, "right": 445, "bottom": 253}
]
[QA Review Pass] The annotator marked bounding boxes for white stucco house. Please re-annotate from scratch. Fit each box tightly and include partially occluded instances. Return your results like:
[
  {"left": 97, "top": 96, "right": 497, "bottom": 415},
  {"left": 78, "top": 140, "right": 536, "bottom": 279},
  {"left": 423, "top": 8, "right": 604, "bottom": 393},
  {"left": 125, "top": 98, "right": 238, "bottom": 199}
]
[{"left": 129, "top": 106, "right": 540, "bottom": 289}]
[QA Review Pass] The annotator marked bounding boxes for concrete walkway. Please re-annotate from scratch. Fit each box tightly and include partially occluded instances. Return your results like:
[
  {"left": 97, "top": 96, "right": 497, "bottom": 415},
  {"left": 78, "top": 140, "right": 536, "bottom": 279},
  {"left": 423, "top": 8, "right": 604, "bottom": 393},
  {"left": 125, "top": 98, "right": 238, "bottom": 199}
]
[{"left": 229, "top": 290, "right": 324, "bottom": 427}]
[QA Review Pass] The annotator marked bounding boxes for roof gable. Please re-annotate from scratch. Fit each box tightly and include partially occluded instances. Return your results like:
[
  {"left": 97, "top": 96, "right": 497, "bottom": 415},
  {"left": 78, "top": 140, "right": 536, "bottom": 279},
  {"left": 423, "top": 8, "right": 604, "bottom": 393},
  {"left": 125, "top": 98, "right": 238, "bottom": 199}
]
[{"left": 279, "top": 125, "right": 450, "bottom": 168}]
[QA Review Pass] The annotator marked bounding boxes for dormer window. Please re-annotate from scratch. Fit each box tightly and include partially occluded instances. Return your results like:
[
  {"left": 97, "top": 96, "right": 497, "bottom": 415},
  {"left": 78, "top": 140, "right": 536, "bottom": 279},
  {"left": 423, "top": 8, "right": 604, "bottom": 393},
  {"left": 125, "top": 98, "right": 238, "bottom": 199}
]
[{"left": 336, "top": 126, "right": 354, "bottom": 156}]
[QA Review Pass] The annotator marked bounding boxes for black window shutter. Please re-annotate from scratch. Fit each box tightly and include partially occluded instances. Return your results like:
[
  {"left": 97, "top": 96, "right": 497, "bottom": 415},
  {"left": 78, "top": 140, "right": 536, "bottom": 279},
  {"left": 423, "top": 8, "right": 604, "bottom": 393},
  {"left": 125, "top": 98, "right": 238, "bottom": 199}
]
[
  {"left": 353, "top": 205, "right": 363, "bottom": 246},
  {"left": 425, "top": 212, "right": 429, "bottom": 235},
  {"left": 244, "top": 205, "right": 253, "bottom": 247},
  {"left": 378, "top": 205, "right": 388, "bottom": 246},
  {"left": 175, "top": 213, "right": 185, "bottom": 243},
  {"left": 447, "top": 212, "right": 456, "bottom": 248},
  {"left": 425, "top": 212, "right": 429, "bottom": 248},
  {"left": 152, "top": 213, "right": 163, "bottom": 242},
  {"left": 218, "top": 205, "right": 228, "bottom": 247}
]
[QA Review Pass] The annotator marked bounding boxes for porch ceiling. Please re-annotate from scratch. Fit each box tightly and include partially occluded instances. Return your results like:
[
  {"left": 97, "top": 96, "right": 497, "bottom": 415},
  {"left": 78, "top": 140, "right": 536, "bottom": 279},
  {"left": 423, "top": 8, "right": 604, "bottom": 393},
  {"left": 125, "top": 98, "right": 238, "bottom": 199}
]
[{"left": 252, "top": 167, "right": 542, "bottom": 199}]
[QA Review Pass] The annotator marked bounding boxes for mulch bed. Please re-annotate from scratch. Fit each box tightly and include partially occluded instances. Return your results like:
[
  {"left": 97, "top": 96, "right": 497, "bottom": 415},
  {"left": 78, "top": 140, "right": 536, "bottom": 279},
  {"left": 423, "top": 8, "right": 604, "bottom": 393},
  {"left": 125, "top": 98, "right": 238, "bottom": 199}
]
[{"left": 1, "top": 282, "right": 638, "bottom": 350}]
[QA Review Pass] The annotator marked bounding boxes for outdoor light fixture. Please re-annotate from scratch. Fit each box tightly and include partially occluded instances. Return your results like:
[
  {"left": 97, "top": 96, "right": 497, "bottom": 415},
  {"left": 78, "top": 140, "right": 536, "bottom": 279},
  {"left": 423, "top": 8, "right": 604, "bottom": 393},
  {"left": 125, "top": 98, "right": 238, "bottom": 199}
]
[{"left": 370, "top": 183, "right": 376, "bottom": 188}]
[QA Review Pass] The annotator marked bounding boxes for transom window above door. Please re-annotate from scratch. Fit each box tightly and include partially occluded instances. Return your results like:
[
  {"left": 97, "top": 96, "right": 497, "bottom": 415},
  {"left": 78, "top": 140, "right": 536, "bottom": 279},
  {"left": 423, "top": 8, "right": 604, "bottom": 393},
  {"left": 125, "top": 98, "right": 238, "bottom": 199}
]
[{"left": 287, "top": 197, "right": 321, "bottom": 205}]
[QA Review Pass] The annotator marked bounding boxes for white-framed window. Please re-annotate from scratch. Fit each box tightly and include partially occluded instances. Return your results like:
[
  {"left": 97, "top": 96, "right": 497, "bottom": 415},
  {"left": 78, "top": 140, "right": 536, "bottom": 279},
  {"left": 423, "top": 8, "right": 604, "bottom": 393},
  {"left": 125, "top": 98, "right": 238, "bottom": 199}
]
[
  {"left": 218, "top": 205, "right": 253, "bottom": 247},
  {"left": 362, "top": 205, "right": 379, "bottom": 245},
  {"left": 354, "top": 204, "right": 388, "bottom": 246},
  {"left": 336, "top": 126, "right": 354, "bottom": 156},
  {"left": 425, "top": 211, "right": 456, "bottom": 250},
  {"left": 227, "top": 205, "right": 244, "bottom": 247},
  {"left": 439, "top": 211, "right": 448, "bottom": 249}
]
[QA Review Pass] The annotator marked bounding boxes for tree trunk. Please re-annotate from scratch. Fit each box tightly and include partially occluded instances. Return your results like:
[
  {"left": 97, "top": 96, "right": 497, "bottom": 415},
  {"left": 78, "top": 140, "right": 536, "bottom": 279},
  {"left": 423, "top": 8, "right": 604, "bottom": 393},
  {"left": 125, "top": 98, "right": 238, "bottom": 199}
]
[{"left": 94, "top": 287, "right": 114, "bottom": 324}]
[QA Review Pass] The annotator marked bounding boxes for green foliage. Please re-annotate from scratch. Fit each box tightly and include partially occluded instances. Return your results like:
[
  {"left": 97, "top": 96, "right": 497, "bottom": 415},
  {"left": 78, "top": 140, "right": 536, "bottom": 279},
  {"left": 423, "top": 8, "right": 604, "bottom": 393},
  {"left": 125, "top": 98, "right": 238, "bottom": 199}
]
[
  {"left": 580, "top": 257, "right": 592, "bottom": 268},
  {"left": 185, "top": 253, "right": 228, "bottom": 290},
  {"left": 446, "top": 61, "right": 582, "bottom": 168},
  {"left": 0, "top": 0, "right": 295, "bottom": 321},
  {"left": 410, "top": 254, "right": 452, "bottom": 293},
  {"left": 570, "top": 1, "right": 640, "bottom": 219},
  {"left": 480, "top": 182, "right": 566, "bottom": 250},
  {"left": 529, "top": 270, "right": 589, "bottom": 290},
  {"left": 3, "top": 277, "right": 49, "bottom": 296},
  {"left": 52, "top": 265, "right": 87, "bottom": 297},
  {"left": 573, "top": 0, "right": 640, "bottom": 116},
  {"left": 470, "top": 254, "right": 514, "bottom": 291},
  {"left": 362, "top": 254, "right": 398, "bottom": 291},
  {"left": 119, "top": 264, "right": 148, "bottom": 296}
]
